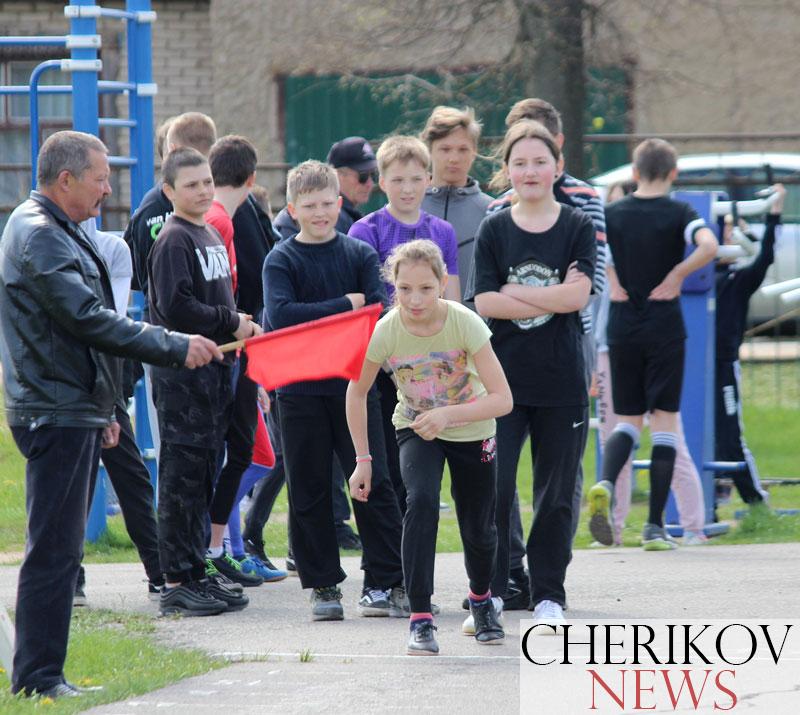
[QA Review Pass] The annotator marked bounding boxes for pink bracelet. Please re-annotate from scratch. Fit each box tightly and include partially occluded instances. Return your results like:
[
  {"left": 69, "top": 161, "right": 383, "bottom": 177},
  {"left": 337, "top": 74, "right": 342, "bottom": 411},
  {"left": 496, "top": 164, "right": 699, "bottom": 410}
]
[{"left": 355, "top": 454, "right": 372, "bottom": 463}]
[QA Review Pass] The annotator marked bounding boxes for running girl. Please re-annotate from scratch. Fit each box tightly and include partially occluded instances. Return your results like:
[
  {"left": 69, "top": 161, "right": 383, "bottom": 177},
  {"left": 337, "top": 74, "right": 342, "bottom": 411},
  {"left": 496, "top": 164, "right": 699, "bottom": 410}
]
[
  {"left": 469, "top": 120, "right": 595, "bottom": 631},
  {"left": 346, "top": 239, "right": 513, "bottom": 655}
]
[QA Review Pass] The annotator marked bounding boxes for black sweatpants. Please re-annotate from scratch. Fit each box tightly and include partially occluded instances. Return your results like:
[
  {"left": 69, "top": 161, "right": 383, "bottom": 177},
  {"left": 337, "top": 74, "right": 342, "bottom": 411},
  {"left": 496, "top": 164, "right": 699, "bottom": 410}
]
[
  {"left": 152, "top": 361, "right": 233, "bottom": 583},
  {"left": 715, "top": 359, "right": 766, "bottom": 505},
  {"left": 492, "top": 404, "right": 588, "bottom": 607},
  {"left": 242, "top": 395, "right": 347, "bottom": 555},
  {"left": 376, "top": 368, "right": 405, "bottom": 513},
  {"left": 278, "top": 391, "right": 403, "bottom": 590},
  {"left": 157, "top": 441, "right": 217, "bottom": 583},
  {"left": 209, "top": 354, "right": 259, "bottom": 525},
  {"left": 11, "top": 426, "right": 101, "bottom": 695},
  {"left": 99, "top": 405, "right": 161, "bottom": 582},
  {"left": 396, "top": 428, "right": 498, "bottom": 613},
  {"left": 243, "top": 391, "right": 286, "bottom": 545}
]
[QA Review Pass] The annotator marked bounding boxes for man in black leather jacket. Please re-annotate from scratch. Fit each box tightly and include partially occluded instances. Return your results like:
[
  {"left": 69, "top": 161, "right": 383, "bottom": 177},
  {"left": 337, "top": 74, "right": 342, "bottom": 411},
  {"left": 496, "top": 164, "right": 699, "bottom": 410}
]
[{"left": 0, "top": 130, "right": 221, "bottom": 699}]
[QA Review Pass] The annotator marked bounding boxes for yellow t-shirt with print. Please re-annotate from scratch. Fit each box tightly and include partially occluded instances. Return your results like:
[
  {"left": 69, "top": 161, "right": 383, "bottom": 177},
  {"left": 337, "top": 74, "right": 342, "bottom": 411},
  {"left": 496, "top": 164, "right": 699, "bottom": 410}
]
[{"left": 366, "top": 300, "right": 495, "bottom": 442}]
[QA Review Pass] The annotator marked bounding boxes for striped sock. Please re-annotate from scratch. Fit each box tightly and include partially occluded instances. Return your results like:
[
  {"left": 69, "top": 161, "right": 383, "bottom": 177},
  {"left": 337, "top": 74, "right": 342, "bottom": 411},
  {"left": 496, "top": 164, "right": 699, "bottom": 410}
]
[
  {"left": 468, "top": 590, "right": 491, "bottom": 606},
  {"left": 410, "top": 612, "right": 433, "bottom": 628}
]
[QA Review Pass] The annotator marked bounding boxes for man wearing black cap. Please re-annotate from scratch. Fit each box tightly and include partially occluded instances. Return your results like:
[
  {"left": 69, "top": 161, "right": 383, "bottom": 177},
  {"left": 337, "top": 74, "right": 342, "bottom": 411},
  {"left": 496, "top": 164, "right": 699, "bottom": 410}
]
[{"left": 273, "top": 136, "right": 377, "bottom": 239}]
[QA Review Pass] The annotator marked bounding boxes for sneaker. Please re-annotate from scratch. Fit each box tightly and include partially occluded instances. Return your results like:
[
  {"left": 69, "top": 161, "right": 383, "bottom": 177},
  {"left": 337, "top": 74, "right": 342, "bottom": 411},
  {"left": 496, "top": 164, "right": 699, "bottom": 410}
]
[
  {"left": 237, "top": 555, "right": 288, "bottom": 582},
  {"left": 683, "top": 530, "right": 708, "bottom": 546},
  {"left": 501, "top": 576, "right": 531, "bottom": 611},
  {"left": 642, "top": 523, "right": 678, "bottom": 551},
  {"left": 407, "top": 620, "right": 439, "bottom": 656},
  {"left": 73, "top": 583, "right": 87, "bottom": 608},
  {"left": 243, "top": 539, "right": 283, "bottom": 572},
  {"left": 531, "top": 599, "right": 566, "bottom": 634},
  {"left": 286, "top": 555, "right": 298, "bottom": 575},
  {"left": 210, "top": 553, "right": 264, "bottom": 587},
  {"left": 73, "top": 567, "right": 87, "bottom": 608},
  {"left": 358, "top": 588, "right": 391, "bottom": 616},
  {"left": 311, "top": 586, "right": 344, "bottom": 621},
  {"left": 159, "top": 580, "right": 227, "bottom": 617},
  {"left": 470, "top": 598, "right": 505, "bottom": 644},
  {"left": 462, "top": 596, "right": 503, "bottom": 636},
  {"left": 385, "top": 586, "right": 440, "bottom": 618},
  {"left": 587, "top": 480, "right": 615, "bottom": 546},
  {"left": 336, "top": 528, "right": 362, "bottom": 551},
  {"left": 205, "top": 559, "right": 244, "bottom": 592},
  {"left": 147, "top": 580, "right": 164, "bottom": 601},
  {"left": 205, "top": 575, "right": 249, "bottom": 612},
  {"left": 243, "top": 537, "right": 267, "bottom": 562}
]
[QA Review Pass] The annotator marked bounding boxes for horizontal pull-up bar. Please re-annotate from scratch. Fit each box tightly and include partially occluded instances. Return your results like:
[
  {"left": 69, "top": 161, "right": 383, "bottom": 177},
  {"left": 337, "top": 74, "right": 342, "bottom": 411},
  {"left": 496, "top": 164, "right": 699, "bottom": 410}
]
[
  {"left": 632, "top": 460, "right": 747, "bottom": 473},
  {"left": 64, "top": 4, "right": 156, "bottom": 23}
]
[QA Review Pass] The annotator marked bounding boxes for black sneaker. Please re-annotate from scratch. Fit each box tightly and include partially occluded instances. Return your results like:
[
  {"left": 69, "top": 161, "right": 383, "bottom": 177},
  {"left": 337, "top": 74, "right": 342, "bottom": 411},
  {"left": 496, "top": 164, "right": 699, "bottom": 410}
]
[
  {"left": 209, "top": 553, "right": 263, "bottom": 587},
  {"left": 159, "top": 580, "right": 227, "bottom": 617},
  {"left": 73, "top": 566, "right": 87, "bottom": 608},
  {"left": 311, "top": 586, "right": 344, "bottom": 621},
  {"left": 205, "top": 559, "right": 244, "bottom": 592},
  {"left": 470, "top": 598, "right": 505, "bottom": 644},
  {"left": 407, "top": 620, "right": 439, "bottom": 655},
  {"left": 205, "top": 575, "right": 249, "bottom": 612},
  {"left": 336, "top": 527, "right": 362, "bottom": 551},
  {"left": 502, "top": 572, "right": 531, "bottom": 611}
]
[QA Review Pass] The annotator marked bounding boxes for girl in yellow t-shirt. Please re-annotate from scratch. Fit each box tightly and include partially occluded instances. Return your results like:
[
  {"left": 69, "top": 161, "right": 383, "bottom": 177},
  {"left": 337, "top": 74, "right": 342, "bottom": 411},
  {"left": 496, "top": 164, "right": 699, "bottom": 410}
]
[{"left": 346, "top": 239, "right": 513, "bottom": 656}]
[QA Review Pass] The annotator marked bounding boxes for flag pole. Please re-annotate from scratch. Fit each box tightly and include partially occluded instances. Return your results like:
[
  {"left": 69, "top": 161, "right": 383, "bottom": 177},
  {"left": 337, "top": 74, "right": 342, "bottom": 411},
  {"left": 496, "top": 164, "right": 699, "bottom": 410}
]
[{"left": 219, "top": 339, "right": 245, "bottom": 353}]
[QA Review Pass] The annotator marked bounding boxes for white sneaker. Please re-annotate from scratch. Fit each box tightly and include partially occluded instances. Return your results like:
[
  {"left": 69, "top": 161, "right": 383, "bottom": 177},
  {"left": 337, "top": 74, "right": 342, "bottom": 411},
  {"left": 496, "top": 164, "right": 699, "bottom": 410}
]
[
  {"left": 531, "top": 599, "right": 566, "bottom": 634},
  {"left": 462, "top": 596, "right": 503, "bottom": 635},
  {"left": 683, "top": 530, "right": 708, "bottom": 546}
]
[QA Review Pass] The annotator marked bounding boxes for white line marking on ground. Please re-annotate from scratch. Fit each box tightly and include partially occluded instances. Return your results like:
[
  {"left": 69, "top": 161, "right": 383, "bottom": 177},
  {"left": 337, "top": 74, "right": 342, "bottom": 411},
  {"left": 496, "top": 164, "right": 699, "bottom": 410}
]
[{"left": 213, "top": 650, "right": 520, "bottom": 662}]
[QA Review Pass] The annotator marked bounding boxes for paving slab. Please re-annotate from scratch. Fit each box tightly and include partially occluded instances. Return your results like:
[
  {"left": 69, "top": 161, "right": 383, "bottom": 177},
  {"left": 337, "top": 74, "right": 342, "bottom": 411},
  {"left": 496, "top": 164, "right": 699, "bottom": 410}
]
[{"left": 1, "top": 543, "right": 798, "bottom": 713}]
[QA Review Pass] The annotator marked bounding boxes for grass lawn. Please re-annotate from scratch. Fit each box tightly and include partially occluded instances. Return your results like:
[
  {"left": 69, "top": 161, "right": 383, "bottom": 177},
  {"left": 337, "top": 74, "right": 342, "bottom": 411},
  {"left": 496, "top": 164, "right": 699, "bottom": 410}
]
[{"left": 0, "top": 609, "right": 221, "bottom": 714}]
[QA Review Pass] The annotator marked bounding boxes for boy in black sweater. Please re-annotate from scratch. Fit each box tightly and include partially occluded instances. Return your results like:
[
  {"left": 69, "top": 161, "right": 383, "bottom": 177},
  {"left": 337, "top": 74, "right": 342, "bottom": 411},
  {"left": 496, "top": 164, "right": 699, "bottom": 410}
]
[
  {"left": 147, "top": 148, "right": 261, "bottom": 616},
  {"left": 715, "top": 183, "right": 785, "bottom": 512},
  {"left": 263, "top": 160, "right": 403, "bottom": 621},
  {"left": 587, "top": 139, "right": 718, "bottom": 550}
]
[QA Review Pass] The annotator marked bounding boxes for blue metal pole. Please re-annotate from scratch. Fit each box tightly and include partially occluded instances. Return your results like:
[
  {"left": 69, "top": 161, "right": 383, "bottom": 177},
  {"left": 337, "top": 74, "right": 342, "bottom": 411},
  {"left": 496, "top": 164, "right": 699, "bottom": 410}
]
[
  {"left": 28, "top": 60, "right": 63, "bottom": 189},
  {"left": 69, "top": 0, "right": 105, "bottom": 541},
  {"left": 69, "top": 1, "right": 100, "bottom": 138},
  {"left": 127, "top": 0, "right": 156, "bottom": 209},
  {"left": 127, "top": 0, "right": 159, "bottom": 495}
]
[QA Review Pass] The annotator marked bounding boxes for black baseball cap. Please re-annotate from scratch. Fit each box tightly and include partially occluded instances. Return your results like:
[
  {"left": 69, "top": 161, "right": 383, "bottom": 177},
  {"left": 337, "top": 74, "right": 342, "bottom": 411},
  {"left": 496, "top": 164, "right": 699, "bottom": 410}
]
[{"left": 327, "top": 137, "right": 377, "bottom": 172}]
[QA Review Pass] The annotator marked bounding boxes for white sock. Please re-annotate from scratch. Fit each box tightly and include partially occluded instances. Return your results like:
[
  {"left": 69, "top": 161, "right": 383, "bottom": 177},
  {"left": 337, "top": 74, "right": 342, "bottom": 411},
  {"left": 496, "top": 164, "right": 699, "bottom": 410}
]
[{"left": 206, "top": 545, "right": 224, "bottom": 559}]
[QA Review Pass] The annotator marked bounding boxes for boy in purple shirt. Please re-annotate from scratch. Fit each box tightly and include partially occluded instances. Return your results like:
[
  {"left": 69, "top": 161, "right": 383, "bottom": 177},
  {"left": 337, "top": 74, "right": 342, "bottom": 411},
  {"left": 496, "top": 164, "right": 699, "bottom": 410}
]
[
  {"left": 348, "top": 135, "right": 460, "bottom": 527},
  {"left": 349, "top": 135, "right": 460, "bottom": 301}
]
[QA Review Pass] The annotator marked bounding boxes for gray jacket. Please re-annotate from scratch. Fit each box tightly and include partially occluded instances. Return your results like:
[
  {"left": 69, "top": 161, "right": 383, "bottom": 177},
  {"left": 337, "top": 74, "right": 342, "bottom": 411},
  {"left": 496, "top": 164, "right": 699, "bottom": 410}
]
[
  {"left": 422, "top": 178, "right": 492, "bottom": 286},
  {"left": 0, "top": 192, "right": 189, "bottom": 430}
]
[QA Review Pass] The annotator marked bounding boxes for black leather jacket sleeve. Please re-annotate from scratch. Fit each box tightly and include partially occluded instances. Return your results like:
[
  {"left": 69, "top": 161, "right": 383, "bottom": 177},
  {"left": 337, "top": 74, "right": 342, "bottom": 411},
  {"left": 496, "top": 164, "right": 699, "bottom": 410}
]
[{"left": 22, "top": 223, "right": 188, "bottom": 366}]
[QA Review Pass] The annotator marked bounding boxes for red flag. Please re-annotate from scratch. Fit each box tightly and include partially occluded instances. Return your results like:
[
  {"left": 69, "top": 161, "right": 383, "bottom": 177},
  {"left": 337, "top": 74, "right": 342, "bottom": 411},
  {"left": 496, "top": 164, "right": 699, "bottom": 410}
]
[{"left": 244, "top": 304, "right": 382, "bottom": 391}]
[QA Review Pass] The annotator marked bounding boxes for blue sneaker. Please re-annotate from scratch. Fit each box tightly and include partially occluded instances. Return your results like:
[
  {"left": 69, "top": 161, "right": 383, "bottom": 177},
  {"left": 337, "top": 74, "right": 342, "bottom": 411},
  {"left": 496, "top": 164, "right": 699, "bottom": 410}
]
[{"left": 236, "top": 555, "right": 287, "bottom": 582}]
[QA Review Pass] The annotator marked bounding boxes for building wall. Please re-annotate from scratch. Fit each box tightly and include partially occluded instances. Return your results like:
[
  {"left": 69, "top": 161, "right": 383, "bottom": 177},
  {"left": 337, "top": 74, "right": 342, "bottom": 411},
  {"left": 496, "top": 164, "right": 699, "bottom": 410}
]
[{"left": 3, "top": 0, "right": 799, "bottom": 217}]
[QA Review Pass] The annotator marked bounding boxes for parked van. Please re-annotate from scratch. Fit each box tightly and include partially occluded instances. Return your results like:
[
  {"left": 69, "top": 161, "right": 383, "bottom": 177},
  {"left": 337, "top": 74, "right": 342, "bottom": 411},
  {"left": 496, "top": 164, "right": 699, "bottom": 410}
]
[{"left": 591, "top": 153, "right": 800, "bottom": 326}]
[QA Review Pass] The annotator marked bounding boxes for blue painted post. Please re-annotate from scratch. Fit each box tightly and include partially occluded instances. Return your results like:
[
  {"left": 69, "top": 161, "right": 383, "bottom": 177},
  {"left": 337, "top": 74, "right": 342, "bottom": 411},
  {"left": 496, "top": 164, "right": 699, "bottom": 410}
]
[
  {"left": 126, "top": 0, "right": 159, "bottom": 494},
  {"left": 69, "top": 0, "right": 104, "bottom": 541},
  {"left": 68, "top": 1, "right": 100, "bottom": 139},
  {"left": 126, "top": 0, "right": 156, "bottom": 209},
  {"left": 668, "top": 191, "right": 722, "bottom": 535}
]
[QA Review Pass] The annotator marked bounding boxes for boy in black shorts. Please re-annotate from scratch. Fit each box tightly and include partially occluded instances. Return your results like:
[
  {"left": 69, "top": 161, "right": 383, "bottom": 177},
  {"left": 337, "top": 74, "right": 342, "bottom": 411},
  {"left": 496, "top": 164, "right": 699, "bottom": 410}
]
[{"left": 587, "top": 138, "right": 717, "bottom": 550}]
